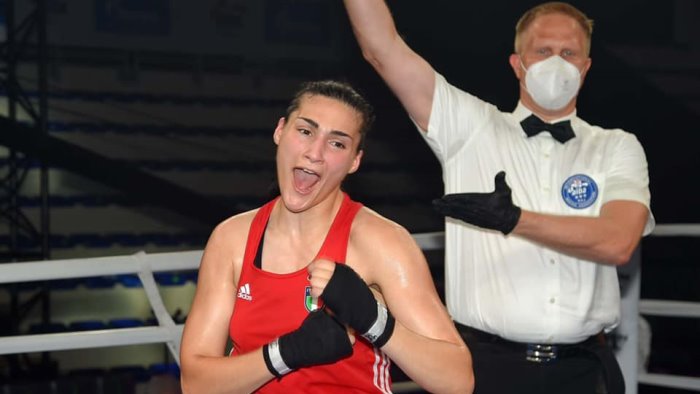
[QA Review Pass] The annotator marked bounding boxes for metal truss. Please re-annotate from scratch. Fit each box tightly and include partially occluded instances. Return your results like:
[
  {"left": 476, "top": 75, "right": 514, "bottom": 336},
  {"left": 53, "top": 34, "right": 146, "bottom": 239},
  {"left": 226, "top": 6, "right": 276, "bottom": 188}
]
[{"left": 0, "top": 0, "right": 49, "bottom": 262}]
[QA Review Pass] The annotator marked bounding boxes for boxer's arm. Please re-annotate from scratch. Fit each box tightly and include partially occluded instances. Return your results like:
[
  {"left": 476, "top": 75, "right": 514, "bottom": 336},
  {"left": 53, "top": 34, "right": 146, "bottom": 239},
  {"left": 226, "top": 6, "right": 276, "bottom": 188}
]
[
  {"left": 363, "top": 223, "right": 473, "bottom": 394},
  {"left": 310, "top": 212, "right": 474, "bottom": 394},
  {"left": 181, "top": 216, "right": 353, "bottom": 393},
  {"left": 180, "top": 215, "right": 274, "bottom": 393}
]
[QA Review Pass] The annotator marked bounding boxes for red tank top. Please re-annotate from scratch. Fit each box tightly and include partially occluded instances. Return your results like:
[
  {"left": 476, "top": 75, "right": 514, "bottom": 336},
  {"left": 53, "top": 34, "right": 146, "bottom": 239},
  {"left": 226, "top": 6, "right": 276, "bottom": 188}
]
[{"left": 229, "top": 193, "right": 392, "bottom": 393}]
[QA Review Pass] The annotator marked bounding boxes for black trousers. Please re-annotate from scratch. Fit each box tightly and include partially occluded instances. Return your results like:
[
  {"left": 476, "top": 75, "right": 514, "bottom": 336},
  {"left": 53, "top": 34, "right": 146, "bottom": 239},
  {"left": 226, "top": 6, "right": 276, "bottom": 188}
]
[{"left": 456, "top": 323, "right": 624, "bottom": 394}]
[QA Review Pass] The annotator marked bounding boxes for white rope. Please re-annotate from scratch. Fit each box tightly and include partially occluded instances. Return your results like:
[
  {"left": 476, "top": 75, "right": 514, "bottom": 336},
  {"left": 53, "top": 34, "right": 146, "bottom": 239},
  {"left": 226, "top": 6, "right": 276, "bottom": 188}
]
[
  {"left": 652, "top": 223, "right": 700, "bottom": 237},
  {"left": 411, "top": 231, "right": 444, "bottom": 251},
  {"left": 639, "top": 299, "right": 700, "bottom": 318},
  {"left": 639, "top": 372, "right": 700, "bottom": 391},
  {"left": 391, "top": 381, "right": 422, "bottom": 393},
  {"left": 0, "top": 250, "right": 200, "bottom": 359},
  {"left": 133, "top": 251, "right": 183, "bottom": 364},
  {"left": 0, "top": 326, "right": 184, "bottom": 355},
  {"left": 0, "top": 250, "right": 202, "bottom": 284}
]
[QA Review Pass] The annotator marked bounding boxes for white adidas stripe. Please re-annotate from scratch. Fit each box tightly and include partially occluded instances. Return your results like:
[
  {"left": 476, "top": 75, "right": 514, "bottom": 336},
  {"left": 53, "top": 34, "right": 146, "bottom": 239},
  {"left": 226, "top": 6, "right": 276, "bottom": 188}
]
[{"left": 372, "top": 347, "right": 392, "bottom": 394}]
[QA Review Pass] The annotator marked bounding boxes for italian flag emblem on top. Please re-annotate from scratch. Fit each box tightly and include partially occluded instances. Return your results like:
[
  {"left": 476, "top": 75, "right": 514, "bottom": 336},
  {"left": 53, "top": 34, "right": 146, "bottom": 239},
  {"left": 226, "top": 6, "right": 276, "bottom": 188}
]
[{"left": 305, "top": 286, "right": 320, "bottom": 312}]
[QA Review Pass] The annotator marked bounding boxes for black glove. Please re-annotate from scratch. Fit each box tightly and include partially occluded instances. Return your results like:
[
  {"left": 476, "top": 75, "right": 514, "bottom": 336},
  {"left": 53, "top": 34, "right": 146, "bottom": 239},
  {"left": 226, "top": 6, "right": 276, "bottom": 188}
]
[
  {"left": 263, "top": 310, "right": 352, "bottom": 378},
  {"left": 432, "top": 171, "right": 522, "bottom": 235},
  {"left": 320, "top": 263, "right": 395, "bottom": 348}
]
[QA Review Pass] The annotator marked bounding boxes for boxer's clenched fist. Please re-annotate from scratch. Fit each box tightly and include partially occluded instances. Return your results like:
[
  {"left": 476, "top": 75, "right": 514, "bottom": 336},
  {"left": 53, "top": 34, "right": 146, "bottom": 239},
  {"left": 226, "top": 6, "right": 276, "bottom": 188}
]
[
  {"left": 308, "top": 260, "right": 395, "bottom": 348},
  {"left": 307, "top": 259, "right": 336, "bottom": 298},
  {"left": 263, "top": 310, "right": 353, "bottom": 378}
]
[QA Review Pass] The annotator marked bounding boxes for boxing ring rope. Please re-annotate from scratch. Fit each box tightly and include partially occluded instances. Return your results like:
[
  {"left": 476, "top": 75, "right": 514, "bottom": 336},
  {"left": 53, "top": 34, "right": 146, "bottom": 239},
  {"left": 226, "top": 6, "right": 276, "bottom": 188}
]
[
  {"left": 0, "top": 250, "right": 202, "bottom": 364},
  {"left": 636, "top": 297, "right": 700, "bottom": 391},
  {"left": 0, "top": 225, "right": 698, "bottom": 392},
  {"left": 632, "top": 224, "right": 700, "bottom": 391}
]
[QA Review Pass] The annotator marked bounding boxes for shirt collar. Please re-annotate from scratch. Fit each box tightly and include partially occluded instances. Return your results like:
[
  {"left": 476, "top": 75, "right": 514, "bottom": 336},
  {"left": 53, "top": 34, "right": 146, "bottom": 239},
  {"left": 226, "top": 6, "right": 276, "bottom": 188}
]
[{"left": 512, "top": 101, "right": 577, "bottom": 124}]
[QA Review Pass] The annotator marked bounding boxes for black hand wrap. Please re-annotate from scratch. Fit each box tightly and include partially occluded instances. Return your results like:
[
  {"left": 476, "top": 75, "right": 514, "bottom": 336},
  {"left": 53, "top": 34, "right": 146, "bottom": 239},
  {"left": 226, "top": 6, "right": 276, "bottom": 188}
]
[
  {"left": 263, "top": 310, "right": 352, "bottom": 378},
  {"left": 321, "top": 263, "right": 395, "bottom": 348},
  {"left": 432, "top": 171, "right": 522, "bottom": 235}
]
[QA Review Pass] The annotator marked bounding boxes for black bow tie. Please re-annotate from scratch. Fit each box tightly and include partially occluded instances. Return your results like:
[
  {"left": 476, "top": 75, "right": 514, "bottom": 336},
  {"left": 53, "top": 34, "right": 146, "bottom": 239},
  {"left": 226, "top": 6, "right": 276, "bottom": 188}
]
[{"left": 520, "top": 114, "right": 575, "bottom": 143}]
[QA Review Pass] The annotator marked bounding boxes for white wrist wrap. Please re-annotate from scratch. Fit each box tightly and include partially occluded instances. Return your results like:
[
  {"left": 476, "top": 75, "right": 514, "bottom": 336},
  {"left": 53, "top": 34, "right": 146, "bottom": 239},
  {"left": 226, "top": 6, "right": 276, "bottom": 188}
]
[
  {"left": 268, "top": 338, "right": 293, "bottom": 376},
  {"left": 362, "top": 303, "right": 388, "bottom": 343}
]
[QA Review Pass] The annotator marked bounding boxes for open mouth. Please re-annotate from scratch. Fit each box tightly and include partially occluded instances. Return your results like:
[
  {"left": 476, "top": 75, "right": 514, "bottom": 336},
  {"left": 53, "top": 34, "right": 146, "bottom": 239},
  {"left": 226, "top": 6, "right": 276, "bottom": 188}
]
[{"left": 293, "top": 167, "right": 320, "bottom": 194}]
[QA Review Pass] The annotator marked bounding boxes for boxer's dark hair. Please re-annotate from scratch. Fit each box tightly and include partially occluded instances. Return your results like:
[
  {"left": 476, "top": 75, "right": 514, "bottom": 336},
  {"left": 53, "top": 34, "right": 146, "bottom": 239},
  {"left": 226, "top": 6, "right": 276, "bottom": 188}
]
[{"left": 285, "top": 80, "right": 374, "bottom": 152}]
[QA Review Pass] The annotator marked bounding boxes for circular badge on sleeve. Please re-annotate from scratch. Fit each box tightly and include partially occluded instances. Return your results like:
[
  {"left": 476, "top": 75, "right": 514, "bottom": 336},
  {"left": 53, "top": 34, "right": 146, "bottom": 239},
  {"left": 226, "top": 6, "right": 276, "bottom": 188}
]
[{"left": 561, "top": 174, "right": 598, "bottom": 209}]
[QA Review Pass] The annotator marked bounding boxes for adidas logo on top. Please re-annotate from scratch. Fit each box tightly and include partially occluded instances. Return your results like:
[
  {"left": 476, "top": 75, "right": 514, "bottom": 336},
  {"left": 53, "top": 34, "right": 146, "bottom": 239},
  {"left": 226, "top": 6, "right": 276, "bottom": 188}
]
[{"left": 237, "top": 283, "right": 252, "bottom": 301}]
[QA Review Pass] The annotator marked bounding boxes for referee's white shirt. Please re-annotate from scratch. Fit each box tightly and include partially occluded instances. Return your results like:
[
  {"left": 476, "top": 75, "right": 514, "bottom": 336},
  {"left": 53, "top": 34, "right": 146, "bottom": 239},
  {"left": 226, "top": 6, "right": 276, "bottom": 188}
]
[{"left": 419, "top": 72, "right": 655, "bottom": 344}]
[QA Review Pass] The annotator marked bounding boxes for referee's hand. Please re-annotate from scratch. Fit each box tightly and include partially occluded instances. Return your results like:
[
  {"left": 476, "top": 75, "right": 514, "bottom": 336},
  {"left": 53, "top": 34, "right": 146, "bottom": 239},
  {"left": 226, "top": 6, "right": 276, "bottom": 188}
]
[{"left": 432, "top": 170, "right": 522, "bottom": 235}]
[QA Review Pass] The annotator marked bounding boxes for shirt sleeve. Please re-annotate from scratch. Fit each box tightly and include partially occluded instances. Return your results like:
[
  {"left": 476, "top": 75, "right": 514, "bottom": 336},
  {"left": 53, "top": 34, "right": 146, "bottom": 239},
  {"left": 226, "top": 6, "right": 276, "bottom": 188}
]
[
  {"left": 415, "top": 72, "right": 495, "bottom": 165},
  {"left": 603, "top": 131, "right": 655, "bottom": 235}
]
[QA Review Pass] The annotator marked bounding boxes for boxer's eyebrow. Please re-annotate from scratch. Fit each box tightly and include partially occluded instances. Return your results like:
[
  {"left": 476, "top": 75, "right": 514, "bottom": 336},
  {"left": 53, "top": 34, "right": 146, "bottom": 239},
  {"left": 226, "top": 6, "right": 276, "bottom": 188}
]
[{"left": 298, "top": 116, "right": 354, "bottom": 141}]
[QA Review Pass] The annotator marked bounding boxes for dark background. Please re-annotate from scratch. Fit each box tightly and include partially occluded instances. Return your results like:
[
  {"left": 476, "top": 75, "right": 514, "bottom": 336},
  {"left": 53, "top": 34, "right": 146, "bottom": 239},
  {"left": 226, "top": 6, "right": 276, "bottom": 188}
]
[{"left": 1, "top": 0, "right": 698, "bottom": 392}]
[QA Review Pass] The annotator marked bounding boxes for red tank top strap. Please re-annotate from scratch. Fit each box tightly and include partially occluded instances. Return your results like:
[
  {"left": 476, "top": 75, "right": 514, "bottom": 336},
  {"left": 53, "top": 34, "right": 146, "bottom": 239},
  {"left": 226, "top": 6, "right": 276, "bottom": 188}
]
[
  {"left": 243, "top": 194, "right": 362, "bottom": 267},
  {"left": 316, "top": 193, "right": 363, "bottom": 263},
  {"left": 242, "top": 197, "right": 278, "bottom": 268}
]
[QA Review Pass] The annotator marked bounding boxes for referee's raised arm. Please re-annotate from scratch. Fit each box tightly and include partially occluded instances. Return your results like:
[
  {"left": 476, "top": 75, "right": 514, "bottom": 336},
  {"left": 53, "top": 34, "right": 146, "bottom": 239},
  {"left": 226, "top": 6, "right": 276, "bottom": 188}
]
[{"left": 342, "top": 0, "right": 436, "bottom": 132}]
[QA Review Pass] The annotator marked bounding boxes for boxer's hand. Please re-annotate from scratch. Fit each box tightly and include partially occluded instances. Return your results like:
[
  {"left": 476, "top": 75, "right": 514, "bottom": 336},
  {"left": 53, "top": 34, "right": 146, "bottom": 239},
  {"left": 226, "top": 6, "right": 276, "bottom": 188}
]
[
  {"left": 263, "top": 310, "right": 353, "bottom": 378},
  {"left": 310, "top": 261, "right": 395, "bottom": 348},
  {"left": 307, "top": 259, "right": 336, "bottom": 298}
]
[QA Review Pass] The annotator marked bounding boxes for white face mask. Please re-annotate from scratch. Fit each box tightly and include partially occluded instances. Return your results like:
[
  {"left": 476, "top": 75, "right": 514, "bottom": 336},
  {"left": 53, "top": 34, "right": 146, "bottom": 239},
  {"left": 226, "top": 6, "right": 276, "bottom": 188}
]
[{"left": 521, "top": 55, "right": 581, "bottom": 111}]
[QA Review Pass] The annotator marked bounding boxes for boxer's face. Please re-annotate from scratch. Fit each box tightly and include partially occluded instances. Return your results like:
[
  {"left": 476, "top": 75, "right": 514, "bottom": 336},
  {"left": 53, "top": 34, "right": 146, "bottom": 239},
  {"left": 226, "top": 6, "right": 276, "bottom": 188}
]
[{"left": 274, "top": 94, "right": 363, "bottom": 212}]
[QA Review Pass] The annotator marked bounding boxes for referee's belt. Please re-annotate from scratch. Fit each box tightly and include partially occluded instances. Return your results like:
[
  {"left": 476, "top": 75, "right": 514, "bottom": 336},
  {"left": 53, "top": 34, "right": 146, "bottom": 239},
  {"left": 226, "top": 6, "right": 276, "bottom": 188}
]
[
  {"left": 454, "top": 322, "right": 604, "bottom": 363},
  {"left": 454, "top": 322, "right": 625, "bottom": 394}
]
